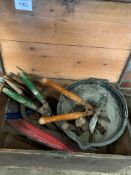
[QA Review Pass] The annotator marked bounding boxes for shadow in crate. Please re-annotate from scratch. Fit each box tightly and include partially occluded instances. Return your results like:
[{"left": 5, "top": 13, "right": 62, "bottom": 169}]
[{"left": 0, "top": 93, "right": 130, "bottom": 156}]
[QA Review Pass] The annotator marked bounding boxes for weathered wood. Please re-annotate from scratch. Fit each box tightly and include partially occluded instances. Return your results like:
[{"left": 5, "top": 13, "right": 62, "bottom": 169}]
[
  {"left": 2, "top": 0, "right": 131, "bottom": 23},
  {"left": 0, "top": 150, "right": 131, "bottom": 175},
  {"left": 1, "top": 40, "right": 129, "bottom": 81},
  {"left": 0, "top": 7, "right": 131, "bottom": 49},
  {"left": 0, "top": 0, "right": 131, "bottom": 82},
  {"left": 1, "top": 0, "right": 131, "bottom": 47}
]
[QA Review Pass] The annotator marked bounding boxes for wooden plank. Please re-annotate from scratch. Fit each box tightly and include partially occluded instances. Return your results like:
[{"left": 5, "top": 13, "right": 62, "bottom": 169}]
[
  {"left": 0, "top": 0, "right": 130, "bottom": 81},
  {"left": 0, "top": 149, "right": 131, "bottom": 175},
  {"left": 1, "top": 40, "right": 129, "bottom": 82},
  {"left": 0, "top": 1, "right": 131, "bottom": 50},
  {"left": 2, "top": 0, "right": 131, "bottom": 24},
  {"left": 0, "top": 12, "right": 131, "bottom": 49}
]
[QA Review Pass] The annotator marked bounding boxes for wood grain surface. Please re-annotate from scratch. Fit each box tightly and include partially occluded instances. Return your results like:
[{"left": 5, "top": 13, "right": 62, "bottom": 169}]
[{"left": 0, "top": 0, "right": 131, "bottom": 82}]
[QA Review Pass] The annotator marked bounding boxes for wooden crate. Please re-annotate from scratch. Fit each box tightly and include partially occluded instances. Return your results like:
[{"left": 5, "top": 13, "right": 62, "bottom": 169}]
[{"left": 0, "top": 1, "right": 131, "bottom": 174}]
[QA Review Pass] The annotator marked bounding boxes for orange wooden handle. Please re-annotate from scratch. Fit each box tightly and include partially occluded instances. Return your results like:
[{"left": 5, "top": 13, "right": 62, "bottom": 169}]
[
  {"left": 43, "top": 78, "right": 82, "bottom": 103},
  {"left": 42, "top": 78, "right": 93, "bottom": 114},
  {"left": 39, "top": 112, "right": 87, "bottom": 125}
]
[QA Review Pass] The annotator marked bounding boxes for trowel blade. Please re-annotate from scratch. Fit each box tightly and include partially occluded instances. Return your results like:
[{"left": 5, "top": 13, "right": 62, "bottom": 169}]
[
  {"left": 89, "top": 114, "right": 98, "bottom": 134},
  {"left": 89, "top": 95, "right": 107, "bottom": 134}
]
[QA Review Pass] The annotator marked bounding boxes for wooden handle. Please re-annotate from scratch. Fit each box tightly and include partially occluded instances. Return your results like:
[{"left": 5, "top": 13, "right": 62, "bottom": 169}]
[
  {"left": 39, "top": 112, "right": 87, "bottom": 125},
  {"left": 42, "top": 78, "right": 93, "bottom": 114},
  {"left": 4, "top": 76, "right": 23, "bottom": 95},
  {"left": 43, "top": 78, "right": 82, "bottom": 103}
]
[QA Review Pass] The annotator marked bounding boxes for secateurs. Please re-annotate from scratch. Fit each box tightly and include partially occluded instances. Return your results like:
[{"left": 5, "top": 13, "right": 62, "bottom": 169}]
[
  {"left": 2, "top": 70, "right": 77, "bottom": 151},
  {"left": 39, "top": 78, "right": 94, "bottom": 127},
  {"left": 38, "top": 78, "right": 110, "bottom": 136},
  {"left": 2, "top": 69, "right": 52, "bottom": 116},
  {"left": 2, "top": 70, "right": 111, "bottom": 150}
]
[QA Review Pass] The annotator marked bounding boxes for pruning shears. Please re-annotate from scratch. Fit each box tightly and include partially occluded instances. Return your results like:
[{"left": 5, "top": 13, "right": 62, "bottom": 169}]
[{"left": 2, "top": 68, "right": 52, "bottom": 116}]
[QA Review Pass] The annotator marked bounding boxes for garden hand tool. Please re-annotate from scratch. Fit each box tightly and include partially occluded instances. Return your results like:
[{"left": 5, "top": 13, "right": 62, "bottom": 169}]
[
  {"left": 89, "top": 95, "right": 108, "bottom": 134},
  {"left": 3, "top": 75, "right": 43, "bottom": 114},
  {"left": 41, "top": 78, "right": 94, "bottom": 129},
  {"left": 42, "top": 78, "right": 93, "bottom": 116},
  {"left": 2, "top": 80, "right": 77, "bottom": 151},
  {"left": 2, "top": 87, "right": 45, "bottom": 115},
  {"left": 17, "top": 68, "right": 52, "bottom": 116},
  {"left": 39, "top": 111, "right": 89, "bottom": 125},
  {"left": 3, "top": 71, "right": 55, "bottom": 129},
  {"left": 4, "top": 75, "right": 23, "bottom": 95}
]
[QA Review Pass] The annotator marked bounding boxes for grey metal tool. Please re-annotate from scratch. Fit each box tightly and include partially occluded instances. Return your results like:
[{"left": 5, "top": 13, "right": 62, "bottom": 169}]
[
  {"left": 17, "top": 67, "right": 52, "bottom": 116},
  {"left": 89, "top": 95, "right": 108, "bottom": 134}
]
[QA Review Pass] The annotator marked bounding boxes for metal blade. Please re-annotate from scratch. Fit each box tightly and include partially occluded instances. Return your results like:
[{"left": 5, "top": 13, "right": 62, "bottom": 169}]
[{"left": 89, "top": 95, "right": 107, "bottom": 134}]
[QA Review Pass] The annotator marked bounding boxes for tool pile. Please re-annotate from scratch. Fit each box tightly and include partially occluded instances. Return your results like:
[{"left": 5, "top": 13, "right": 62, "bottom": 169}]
[{"left": 0, "top": 68, "right": 128, "bottom": 151}]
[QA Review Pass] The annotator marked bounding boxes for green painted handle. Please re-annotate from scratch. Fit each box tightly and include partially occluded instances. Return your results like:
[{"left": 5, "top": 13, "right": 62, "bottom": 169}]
[
  {"left": 2, "top": 87, "right": 38, "bottom": 112},
  {"left": 18, "top": 71, "right": 44, "bottom": 103}
]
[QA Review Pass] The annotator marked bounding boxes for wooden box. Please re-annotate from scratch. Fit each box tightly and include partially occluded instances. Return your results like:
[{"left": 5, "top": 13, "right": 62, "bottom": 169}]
[{"left": 0, "top": 0, "right": 131, "bottom": 174}]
